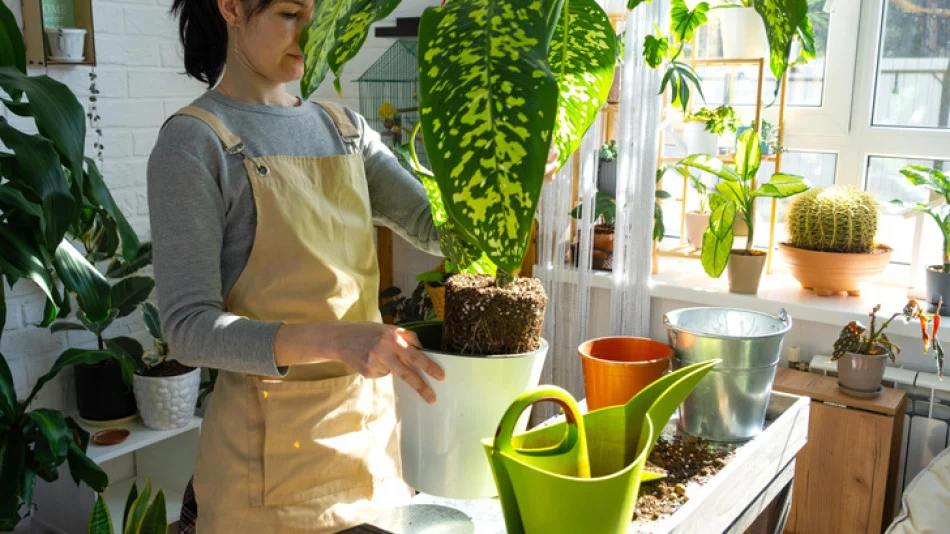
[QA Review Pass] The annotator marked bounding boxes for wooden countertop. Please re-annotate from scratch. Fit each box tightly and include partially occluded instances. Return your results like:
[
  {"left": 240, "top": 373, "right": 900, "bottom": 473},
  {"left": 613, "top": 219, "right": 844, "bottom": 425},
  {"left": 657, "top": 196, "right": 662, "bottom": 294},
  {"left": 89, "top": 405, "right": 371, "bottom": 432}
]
[{"left": 773, "top": 367, "right": 906, "bottom": 416}]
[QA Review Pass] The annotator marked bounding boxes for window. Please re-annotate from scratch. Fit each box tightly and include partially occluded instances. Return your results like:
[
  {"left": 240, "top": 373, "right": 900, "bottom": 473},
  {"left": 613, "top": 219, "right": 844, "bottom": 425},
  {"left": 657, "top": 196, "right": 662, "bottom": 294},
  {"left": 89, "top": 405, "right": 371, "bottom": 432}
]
[{"left": 659, "top": 0, "right": 950, "bottom": 290}]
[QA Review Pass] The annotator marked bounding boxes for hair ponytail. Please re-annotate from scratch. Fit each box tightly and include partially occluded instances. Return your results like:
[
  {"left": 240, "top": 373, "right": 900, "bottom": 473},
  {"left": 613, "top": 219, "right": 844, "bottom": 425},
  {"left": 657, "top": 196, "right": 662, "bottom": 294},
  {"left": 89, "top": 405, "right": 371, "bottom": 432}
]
[{"left": 171, "top": 0, "right": 229, "bottom": 88}]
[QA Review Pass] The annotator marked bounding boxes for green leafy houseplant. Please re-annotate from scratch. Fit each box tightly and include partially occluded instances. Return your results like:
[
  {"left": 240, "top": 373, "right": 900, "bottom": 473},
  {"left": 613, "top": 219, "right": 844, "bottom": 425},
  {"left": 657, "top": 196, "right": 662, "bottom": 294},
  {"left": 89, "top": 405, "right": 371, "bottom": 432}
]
[
  {"left": 642, "top": 0, "right": 708, "bottom": 113},
  {"left": 87, "top": 478, "right": 167, "bottom": 534},
  {"left": 686, "top": 105, "right": 741, "bottom": 135},
  {"left": 379, "top": 284, "right": 437, "bottom": 325},
  {"left": 893, "top": 165, "right": 950, "bottom": 272},
  {"left": 599, "top": 140, "right": 618, "bottom": 162},
  {"left": 0, "top": 349, "right": 110, "bottom": 530},
  {"left": 677, "top": 128, "right": 810, "bottom": 278}
]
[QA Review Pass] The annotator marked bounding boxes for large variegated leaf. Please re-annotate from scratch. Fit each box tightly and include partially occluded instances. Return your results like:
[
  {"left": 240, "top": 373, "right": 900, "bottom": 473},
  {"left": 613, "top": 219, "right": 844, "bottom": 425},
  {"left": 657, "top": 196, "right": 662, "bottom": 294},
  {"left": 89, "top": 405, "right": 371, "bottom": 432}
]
[
  {"left": 752, "top": 173, "right": 809, "bottom": 198},
  {"left": 418, "top": 0, "right": 559, "bottom": 273},
  {"left": 735, "top": 128, "right": 761, "bottom": 181},
  {"left": 299, "top": 0, "right": 402, "bottom": 98},
  {"left": 548, "top": 0, "right": 617, "bottom": 169},
  {"left": 88, "top": 495, "right": 114, "bottom": 534},
  {"left": 0, "top": 119, "right": 75, "bottom": 248},
  {"left": 753, "top": 0, "right": 809, "bottom": 98},
  {"left": 678, "top": 154, "right": 741, "bottom": 182},
  {"left": 701, "top": 196, "right": 735, "bottom": 278}
]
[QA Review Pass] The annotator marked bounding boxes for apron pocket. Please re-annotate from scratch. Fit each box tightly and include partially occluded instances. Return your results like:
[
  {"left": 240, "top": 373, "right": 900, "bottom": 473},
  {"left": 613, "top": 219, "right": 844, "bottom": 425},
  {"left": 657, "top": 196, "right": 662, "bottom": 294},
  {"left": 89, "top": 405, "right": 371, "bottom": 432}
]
[{"left": 255, "top": 373, "right": 375, "bottom": 506}]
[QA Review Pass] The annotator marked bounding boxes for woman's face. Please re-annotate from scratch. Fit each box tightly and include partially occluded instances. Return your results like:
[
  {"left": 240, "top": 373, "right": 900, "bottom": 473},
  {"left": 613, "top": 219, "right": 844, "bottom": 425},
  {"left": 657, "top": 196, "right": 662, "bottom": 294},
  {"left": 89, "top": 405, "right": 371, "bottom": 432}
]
[{"left": 232, "top": 0, "right": 313, "bottom": 83}]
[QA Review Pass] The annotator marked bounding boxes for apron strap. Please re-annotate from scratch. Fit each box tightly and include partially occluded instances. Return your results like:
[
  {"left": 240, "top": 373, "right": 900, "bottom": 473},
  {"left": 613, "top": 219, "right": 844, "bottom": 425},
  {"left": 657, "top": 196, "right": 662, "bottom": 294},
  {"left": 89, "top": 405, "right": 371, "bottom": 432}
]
[
  {"left": 174, "top": 106, "right": 245, "bottom": 154},
  {"left": 315, "top": 101, "right": 361, "bottom": 152}
]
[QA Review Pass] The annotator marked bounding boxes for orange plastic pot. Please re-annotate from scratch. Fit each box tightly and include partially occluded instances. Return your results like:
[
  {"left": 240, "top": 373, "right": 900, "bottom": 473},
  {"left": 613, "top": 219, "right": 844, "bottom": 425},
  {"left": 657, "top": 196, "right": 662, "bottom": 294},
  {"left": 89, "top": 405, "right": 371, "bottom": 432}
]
[{"left": 578, "top": 337, "right": 674, "bottom": 411}]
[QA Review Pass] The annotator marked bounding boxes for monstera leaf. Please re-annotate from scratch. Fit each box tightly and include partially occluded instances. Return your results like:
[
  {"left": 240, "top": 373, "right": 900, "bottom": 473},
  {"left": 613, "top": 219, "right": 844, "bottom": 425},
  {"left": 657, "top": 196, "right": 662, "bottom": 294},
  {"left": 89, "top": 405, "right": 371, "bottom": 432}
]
[
  {"left": 299, "top": 0, "right": 402, "bottom": 98},
  {"left": 753, "top": 0, "right": 809, "bottom": 98},
  {"left": 418, "top": 0, "right": 559, "bottom": 274},
  {"left": 548, "top": 0, "right": 617, "bottom": 170}
]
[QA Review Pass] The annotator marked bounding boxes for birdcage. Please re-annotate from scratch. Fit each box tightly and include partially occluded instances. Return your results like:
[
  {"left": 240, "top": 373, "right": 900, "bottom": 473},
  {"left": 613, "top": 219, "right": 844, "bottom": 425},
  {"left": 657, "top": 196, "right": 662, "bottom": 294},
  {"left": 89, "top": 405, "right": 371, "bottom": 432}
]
[{"left": 357, "top": 40, "right": 429, "bottom": 169}]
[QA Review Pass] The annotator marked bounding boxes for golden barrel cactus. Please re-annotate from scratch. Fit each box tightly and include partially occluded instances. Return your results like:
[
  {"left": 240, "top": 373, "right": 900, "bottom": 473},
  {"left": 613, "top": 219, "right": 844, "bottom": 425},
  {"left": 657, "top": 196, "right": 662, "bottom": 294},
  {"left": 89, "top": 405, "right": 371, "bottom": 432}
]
[{"left": 787, "top": 187, "right": 879, "bottom": 254}]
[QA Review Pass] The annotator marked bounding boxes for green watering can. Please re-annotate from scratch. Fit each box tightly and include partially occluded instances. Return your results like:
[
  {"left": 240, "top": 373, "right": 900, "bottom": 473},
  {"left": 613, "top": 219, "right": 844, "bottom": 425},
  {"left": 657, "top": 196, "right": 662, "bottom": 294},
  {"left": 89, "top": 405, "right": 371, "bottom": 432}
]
[{"left": 482, "top": 360, "right": 719, "bottom": 534}]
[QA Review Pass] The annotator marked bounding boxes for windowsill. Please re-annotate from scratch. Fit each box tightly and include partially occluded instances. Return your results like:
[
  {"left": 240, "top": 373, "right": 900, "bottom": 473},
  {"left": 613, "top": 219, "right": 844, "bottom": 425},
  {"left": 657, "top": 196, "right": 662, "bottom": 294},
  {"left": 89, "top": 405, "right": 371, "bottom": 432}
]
[{"left": 534, "top": 251, "right": 946, "bottom": 339}]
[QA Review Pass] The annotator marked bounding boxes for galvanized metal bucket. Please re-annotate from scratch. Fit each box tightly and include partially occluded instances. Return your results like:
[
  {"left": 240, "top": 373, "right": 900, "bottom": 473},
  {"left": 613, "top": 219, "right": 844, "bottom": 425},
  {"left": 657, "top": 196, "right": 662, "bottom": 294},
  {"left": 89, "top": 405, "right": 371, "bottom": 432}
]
[{"left": 663, "top": 307, "right": 792, "bottom": 441}]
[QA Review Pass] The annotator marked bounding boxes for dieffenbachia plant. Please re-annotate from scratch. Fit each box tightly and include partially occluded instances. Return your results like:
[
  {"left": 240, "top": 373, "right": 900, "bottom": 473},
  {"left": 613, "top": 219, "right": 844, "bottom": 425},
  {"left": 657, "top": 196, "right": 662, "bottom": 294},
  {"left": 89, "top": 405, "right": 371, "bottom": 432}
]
[
  {"left": 677, "top": 128, "right": 809, "bottom": 277},
  {"left": 302, "top": 0, "right": 617, "bottom": 276},
  {"left": 893, "top": 165, "right": 950, "bottom": 272}
]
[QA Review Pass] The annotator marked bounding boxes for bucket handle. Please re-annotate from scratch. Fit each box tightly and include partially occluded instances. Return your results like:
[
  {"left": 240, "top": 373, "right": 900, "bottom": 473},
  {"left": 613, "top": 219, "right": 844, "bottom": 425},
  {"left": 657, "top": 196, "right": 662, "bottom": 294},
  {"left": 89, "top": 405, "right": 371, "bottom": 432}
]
[
  {"left": 494, "top": 386, "right": 585, "bottom": 458},
  {"left": 778, "top": 308, "right": 790, "bottom": 327},
  {"left": 662, "top": 314, "right": 676, "bottom": 345}
]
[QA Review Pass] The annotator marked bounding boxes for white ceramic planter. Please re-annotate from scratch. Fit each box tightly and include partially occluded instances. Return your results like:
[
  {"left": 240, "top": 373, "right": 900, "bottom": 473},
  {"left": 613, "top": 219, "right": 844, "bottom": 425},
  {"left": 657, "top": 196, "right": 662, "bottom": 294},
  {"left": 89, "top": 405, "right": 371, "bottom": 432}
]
[
  {"left": 394, "top": 339, "right": 548, "bottom": 499},
  {"left": 682, "top": 122, "right": 718, "bottom": 155},
  {"left": 43, "top": 27, "right": 86, "bottom": 62},
  {"left": 709, "top": 7, "right": 769, "bottom": 60},
  {"left": 132, "top": 368, "right": 200, "bottom": 430}
]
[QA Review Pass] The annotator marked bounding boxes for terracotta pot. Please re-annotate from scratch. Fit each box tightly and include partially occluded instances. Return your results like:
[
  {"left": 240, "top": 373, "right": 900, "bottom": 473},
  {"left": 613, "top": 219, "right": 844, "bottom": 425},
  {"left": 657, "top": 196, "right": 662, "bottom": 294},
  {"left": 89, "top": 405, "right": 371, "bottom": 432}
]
[
  {"left": 779, "top": 243, "right": 893, "bottom": 297},
  {"left": 727, "top": 250, "right": 766, "bottom": 294},
  {"left": 837, "top": 352, "right": 887, "bottom": 395},
  {"left": 925, "top": 266, "right": 950, "bottom": 316},
  {"left": 593, "top": 225, "right": 614, "bottom": 271},
  {"left": 578, "top": 337, "right": 673, "bottom": 411},
  {"left": 684, "top": 211, "right": 710, "bottom": 249}
]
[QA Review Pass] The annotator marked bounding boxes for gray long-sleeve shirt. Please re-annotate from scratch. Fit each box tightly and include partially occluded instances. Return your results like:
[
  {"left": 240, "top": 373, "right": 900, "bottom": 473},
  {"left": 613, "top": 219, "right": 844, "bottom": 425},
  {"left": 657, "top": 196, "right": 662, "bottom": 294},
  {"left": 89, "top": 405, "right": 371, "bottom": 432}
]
[{"left": 147, "top": 90, "right": 439, "bottom": 377}]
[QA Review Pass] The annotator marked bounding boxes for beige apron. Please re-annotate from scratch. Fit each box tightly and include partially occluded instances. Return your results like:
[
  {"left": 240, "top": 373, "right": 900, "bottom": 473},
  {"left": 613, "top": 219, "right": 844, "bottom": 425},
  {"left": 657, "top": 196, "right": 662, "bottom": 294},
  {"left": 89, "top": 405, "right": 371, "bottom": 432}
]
[{"left": 175, "top": 103, "right": 411, "bottom": 533}]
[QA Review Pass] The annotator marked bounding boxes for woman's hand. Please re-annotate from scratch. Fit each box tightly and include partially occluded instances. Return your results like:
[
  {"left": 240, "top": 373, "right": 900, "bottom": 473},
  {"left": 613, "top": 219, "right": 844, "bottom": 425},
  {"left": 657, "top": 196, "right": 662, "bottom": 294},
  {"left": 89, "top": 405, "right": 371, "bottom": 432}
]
[
  {"left": 275, "top": 322, "right": 445, "bottom": 403},
  {"left": 544, "top": 149, "right": 560, "bottom": 184}
]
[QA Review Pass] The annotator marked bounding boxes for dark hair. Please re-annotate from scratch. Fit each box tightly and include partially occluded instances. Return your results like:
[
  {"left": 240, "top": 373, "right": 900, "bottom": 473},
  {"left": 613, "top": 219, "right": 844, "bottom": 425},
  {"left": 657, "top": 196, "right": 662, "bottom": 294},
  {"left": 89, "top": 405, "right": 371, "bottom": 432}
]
[{"left": 171, "top": 0, "right": 275, "bottom": 88}]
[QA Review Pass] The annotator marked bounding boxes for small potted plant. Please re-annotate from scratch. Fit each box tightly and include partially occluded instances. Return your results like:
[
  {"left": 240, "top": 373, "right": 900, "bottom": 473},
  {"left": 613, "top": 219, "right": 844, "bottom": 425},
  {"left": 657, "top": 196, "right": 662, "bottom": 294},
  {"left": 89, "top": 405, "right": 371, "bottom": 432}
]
[
  {"left": 832, "top": 299, "right": 945, "bottom": 396},
  {"left": 684, "top": 171, "right": 712, "bottom": 249},
  {"left": 780, "top": 186, "right": 892, "bottom": 296},
  {"left": 683, "top": 105, "right": 740, "bottom": 155},
  {"left": 598, "top": 140, "right": 619, "bottom": 198},
  {"left": 132, "top": 303, "right": 200, "bottom": 430},
  {"left": 893, "top": 165, "right": 950, "bottom": 316},
  {"left": 570, "top": 192, "right": 617, "bottom": 271},
  {"left": 677, "top": 129, "right": 810, "bottom": 294},
  {"left": 379, "top": 283, "right": 437, "bottom": 325},
  {"left": 88, "top": 479, "right": 167, "bottom": 534}
]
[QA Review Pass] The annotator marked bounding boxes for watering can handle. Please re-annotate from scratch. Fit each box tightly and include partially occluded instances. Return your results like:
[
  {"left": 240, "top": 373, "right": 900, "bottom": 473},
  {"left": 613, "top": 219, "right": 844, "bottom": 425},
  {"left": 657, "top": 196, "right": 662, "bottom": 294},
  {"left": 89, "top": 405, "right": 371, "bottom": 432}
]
[
  {"left": 493, "top": 386, "right": 583, "bottom": 454},
  {"left": 663, "top": 314, "right": 676, "bottom": 345}
]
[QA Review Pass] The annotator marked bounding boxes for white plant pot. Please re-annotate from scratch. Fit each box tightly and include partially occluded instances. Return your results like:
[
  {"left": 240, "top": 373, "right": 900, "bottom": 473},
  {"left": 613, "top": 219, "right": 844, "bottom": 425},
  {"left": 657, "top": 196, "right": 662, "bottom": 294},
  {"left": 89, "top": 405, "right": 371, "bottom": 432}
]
[
  {"left": 682, "top": 122, "right": 718, "bottom": 155},
  {"left": 709, "top": 7, "right": 769, "bottom": 60},
  {"left": 133, "top": 368, "right": 200, "bottom": 430},
  {"left": 43, "top": 27, "right": 86, "bottom": 61},
  {"left": 394, "top": 339, "right": 548, "bottom": 499}
]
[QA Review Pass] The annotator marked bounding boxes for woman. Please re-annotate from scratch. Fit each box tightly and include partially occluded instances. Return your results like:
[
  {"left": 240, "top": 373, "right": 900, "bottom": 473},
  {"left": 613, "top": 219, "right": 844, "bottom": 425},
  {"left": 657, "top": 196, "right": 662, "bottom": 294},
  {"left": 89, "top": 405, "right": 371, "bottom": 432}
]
[{"left": 148, "top": 0, "right": 559, "bottom": 531}]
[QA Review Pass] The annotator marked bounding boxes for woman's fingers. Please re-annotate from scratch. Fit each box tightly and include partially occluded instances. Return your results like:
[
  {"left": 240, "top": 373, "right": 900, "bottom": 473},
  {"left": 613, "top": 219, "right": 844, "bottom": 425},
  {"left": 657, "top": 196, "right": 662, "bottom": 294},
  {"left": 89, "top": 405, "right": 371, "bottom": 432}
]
[
  {"left": 381, "top": 350, "right": 437, "bottom": 404},
  {"left": 395, "top": 329, "right": 445, "bottom": 381}
]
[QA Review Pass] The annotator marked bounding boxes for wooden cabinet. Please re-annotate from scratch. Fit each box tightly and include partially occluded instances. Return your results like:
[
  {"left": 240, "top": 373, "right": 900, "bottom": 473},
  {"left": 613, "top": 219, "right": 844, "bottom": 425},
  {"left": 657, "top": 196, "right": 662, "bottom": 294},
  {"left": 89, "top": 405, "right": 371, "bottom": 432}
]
[{"left": 773, "top": 368, "right": 906, "bottom": 534}]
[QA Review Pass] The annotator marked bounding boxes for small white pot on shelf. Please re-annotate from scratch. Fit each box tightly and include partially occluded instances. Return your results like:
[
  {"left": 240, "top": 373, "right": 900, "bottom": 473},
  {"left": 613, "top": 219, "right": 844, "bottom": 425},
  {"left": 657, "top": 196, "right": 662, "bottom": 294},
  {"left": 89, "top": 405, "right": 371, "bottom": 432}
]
[
  {"left": 682, "top": 121, "right": 718, "bottom": 155},
  {"left": 709, "top": 7, "right": 769, "bottom": 59},
  {"left": 133, "top": 367, "right": 201, "bottom": 430},
  {"left": 43, "top": 27, "right": 86, "bottom": 62}
]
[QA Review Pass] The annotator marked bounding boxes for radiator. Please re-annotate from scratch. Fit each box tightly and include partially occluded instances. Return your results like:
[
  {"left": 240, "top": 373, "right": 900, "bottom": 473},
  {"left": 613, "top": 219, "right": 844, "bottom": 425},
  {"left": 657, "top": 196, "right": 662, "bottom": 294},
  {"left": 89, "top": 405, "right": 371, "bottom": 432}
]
[{"left": 809, "top": 355, "right": 950, "bottom": 513}]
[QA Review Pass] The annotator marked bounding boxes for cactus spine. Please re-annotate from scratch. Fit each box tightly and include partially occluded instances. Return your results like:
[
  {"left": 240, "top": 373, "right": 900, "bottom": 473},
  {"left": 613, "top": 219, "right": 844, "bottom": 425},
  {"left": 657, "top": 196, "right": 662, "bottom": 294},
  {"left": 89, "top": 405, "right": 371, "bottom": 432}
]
[{"left": 787, "top": 187, "right": 878, "bottom": 254}]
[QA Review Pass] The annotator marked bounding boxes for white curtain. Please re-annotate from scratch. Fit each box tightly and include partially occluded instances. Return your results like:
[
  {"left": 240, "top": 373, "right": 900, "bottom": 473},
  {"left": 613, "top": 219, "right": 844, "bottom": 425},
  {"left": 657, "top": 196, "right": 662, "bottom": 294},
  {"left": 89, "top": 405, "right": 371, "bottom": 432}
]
[{"left": 535, "top": 2, "right": 663, "bottom": 419}]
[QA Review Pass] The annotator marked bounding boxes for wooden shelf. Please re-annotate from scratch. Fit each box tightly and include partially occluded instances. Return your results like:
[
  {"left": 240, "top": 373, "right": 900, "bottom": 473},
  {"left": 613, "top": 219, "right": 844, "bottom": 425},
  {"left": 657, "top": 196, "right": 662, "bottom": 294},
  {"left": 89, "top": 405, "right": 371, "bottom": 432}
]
[
  {"left": 659, "top": 153, "right": 779, "bottom": 164},
  {"left": 21, "top": 0, "right": 98, "bottom": 67},
  {"left": 78, "top": 415, "right": 201, "bottom": 464}
]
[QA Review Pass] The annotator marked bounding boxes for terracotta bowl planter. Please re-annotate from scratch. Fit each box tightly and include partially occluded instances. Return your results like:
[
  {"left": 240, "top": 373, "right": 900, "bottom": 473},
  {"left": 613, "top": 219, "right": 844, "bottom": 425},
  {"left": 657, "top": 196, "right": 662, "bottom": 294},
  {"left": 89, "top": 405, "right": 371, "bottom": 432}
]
[
  {"left": 779, "top": 243, "right": 893, "bottom": 297},
  {"left": 684, "top": 211, "right": 709, "bottom": 249},
  {"left": 837, "top": 352, "right": 887, "bottom": 396},
  {"left": 727, "top": 250, "right": 766, "bottom": 294},
  {"left": 593, "top": 225, "right": 614, "bottom": 271},
  {"left": 578, "top": 337, "right": 673, "bottom": 411}
]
